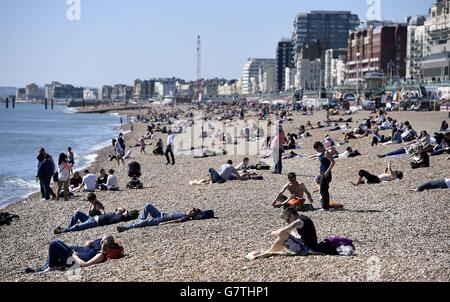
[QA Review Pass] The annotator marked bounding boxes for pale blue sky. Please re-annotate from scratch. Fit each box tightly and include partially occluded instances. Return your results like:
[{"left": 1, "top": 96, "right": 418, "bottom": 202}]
[{"left": 0, "top": 0, "right": 433, "bottom": 87}]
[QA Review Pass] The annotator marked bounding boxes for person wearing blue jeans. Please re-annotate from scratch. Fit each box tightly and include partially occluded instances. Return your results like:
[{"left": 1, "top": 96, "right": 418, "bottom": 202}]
[
  {"left": 209, "top": 168, "right": 224, "bottom": 183},
  {"left": 415, "top": 179, "right": 450, "bottom": 192},
  {"left": 54, "top": 209, "right": 139, "bottom": 234},
  {"left": 117, "top": 203, "right": 200, "bottom": 232},
  {"left": 25, "top": 235, "right": 123, "bottom": 273},
  {"left": 378, "top": 147, "right": 407, "bottom": 158}
]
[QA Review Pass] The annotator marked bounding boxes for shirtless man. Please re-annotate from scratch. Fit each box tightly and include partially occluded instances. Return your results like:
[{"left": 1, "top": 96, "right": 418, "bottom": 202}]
[
  {"left": 272, "top": 173, "right": 314, "bottom": 209},
  {"left": 351, "top": 163, "right": 403, "bottom": 186}
]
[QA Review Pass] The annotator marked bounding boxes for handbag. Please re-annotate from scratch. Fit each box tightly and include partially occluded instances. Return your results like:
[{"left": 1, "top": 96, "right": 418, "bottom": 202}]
[{"left": 53, "top": 165, "right": 66, "bottom": 183}]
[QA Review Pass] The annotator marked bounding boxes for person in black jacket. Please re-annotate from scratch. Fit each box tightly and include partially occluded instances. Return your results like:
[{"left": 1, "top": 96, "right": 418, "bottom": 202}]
[{"left": 37, "top": 154, "right": 55, "bottom": 201}]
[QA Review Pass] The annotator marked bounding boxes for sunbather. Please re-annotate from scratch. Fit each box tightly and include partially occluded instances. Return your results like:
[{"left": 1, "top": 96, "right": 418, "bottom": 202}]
[
  {"left": 54, "top": 208, "right": 139, "bottom": 234},
  {"left": 413, "top": 178, "right": 450, "bottom": 192},
  {"left": 25, "top": 235, "right": 124, "bottom": 273},
  {"left": 352, "top": 163, "right": 403, "bottom": 186},
  {"left": 117, "top": 203, "right": 214, "bottom": 232}
]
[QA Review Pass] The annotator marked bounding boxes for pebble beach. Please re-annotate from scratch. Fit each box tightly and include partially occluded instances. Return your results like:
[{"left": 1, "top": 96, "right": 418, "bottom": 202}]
[{"left": 0, "top": 107, "right": 449, "bottom": 282}]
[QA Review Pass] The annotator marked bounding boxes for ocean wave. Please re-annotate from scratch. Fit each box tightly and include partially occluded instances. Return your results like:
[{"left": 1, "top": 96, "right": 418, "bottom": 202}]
[{"left": 0, "top": 176, "right": 40, "bottom": 209}]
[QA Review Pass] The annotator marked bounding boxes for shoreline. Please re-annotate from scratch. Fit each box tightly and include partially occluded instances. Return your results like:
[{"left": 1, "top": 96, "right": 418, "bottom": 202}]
[
  {"left": 0, "top": 106, "right": 129, "bottom": 210},
  {"left": 1, "top": 108, "right": 449, "bottom": 282}
]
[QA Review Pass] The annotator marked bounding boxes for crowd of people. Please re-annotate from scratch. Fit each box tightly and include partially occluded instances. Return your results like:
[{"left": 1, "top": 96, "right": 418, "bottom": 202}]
[{"left": 26, "top": 104, "right": 449, "bottom": 274}]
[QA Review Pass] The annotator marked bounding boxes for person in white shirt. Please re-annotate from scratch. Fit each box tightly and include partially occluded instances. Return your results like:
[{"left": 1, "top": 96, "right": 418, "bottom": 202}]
[
  {"left": 74, "top": 170, "right": 97, "bottom": 193},
  {"left": 56, "top": 153, "right": 73, "bottom": 201},
  {"left": 165, "top": 130, "right": 175, "bottom": 165},
  {"left": 100, "top": 169, "right": 119, "bottom": 191}
]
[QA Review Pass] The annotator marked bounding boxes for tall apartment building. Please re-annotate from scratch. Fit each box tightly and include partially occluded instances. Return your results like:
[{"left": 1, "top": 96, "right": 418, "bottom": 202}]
[
  {"left": 276, "top": 39, "right": 294, "bottom": 91},
  {"left": 292, "top": 11, "right": 360, "bottom": 53},
  {"left": 241, "top": 58, "right": 276, "bottom": 95},
  {"left": 346, "top": 25, "right": 407, "bottom": 83},
  {"left": 295, "top": 59, "right": 322, "bottom": 90},
  {"left": 101, "top": 86, "right": 113, "bottom": 100},
  {"left": 45, "top": 82, "right": 83, "bottom": 100},
  {"left": 420, "top": 0, "right": 450, "bottom": 81},
  {"left": 406, "top": 16, "right": 428, "bottom": 80},
  {"left": 324, "top": 49, "right": 348, "bottom": 88}
]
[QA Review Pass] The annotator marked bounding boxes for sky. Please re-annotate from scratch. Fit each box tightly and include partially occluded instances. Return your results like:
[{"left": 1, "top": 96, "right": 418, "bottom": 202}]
[{"left": 0, "top": 0, "right": 433, "bottom": 88}]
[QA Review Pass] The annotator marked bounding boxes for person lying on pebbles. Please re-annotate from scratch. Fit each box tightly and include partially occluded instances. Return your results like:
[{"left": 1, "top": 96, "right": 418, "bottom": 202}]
[
  {"left": 25, "top": 235, "right": 124, "bottom": 273},
  {"left": 351, "top": 163, "right": 403, "bottom": 187},
  {"left": 54, "top": 208, "right": 139, "bottom": 234},
  {"left": 117, "top": 203, "right": 215, "bottom": 233},
  {"left": 272, "top": 173, "right": 314, "bottom": 210},
  {"left": 411, "top": 178, "right": 450, "bottom": 192}
]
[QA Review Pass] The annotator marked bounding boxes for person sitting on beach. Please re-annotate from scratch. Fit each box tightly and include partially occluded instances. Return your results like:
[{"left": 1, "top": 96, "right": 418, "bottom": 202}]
[
  {"left": 69, "top": 171, "right": 83, "bottom": 191},
  {"left": 410, "top": 145, "right": 430, "bottom": 169},
  {"left": 54, "top": 208, "right": 139, "bottom": 234},
  {"left": 412, "top": 178, "right": 450, "bottom": 192},
  {"left": 440, "top": 120, "right": 448, "bottom": 132},
  {"left": 25, "top": 235, "right": 124, "bottom": 273},
  {"left": 96, "top": 169, "right": 108, "bottom": 189},
  {"left": 334, "top": 147, "right": 361, "bottom": 159},
  {"left": 401, "top": 124, "right": 417, "bottom": 142},
  {"left": 86, "top": 193, "right": 105, "bottom": 217},
  {"left": 74, "top": 170, "right": 97, "bottom": 193},
  {"left": 235, "top": 157, "right": 251, "bottom": 171},
  {"left": 371, "top": 128, "right": 391, "bottom": 147},
  {"left": 272, "top": 173, "right": 314, "bottom": 210},
  {"left": 431, "top": 133, "right": 450, "bottom": 156},
  {"left": 258, "top": 208, "right": 320, "bottom": 256},
  {"left": 209, "top": 160, "right": 243, "bottom": 183},
  {"left": 351, "top": 163, "right": 403, "bottom": 186},
  {"left": 117, "top": 203, "right": 214, "bottom": 233},
  {"left": 152, "top": 138, "right": 164, "bottom": 156},
  {"left": 380, "top": 128, "right": 403, "bottom": 146},
  {"left": 100, "top": 169, "right": 119, "bottom": 191}
]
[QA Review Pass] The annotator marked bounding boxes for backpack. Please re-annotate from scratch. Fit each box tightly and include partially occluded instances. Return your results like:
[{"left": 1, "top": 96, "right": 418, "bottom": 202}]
[
  {"left": 194, "top": 210, "right": 215, "bottom": 220},
  {"left": 325, "top": 236, "right": 354, "bottom": 249}
]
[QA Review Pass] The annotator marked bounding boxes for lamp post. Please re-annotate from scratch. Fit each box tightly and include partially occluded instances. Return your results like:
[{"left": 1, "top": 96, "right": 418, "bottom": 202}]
[{"left": 356, "top": 52, "right": 361, "bottom": 106}]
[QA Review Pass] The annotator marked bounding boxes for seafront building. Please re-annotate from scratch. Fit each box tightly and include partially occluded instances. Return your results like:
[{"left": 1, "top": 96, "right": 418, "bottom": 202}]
[
  {"left": 324, "top": 48, "right": 347, "bottom": 88},
  {"left": 276, "top": 39, "right": 295, "bottom": 92},
  {"left": 241, "top": 58, "right": 276, "bottom": 95},
  {"left": 346, "top": 24, "right": 407, "bottom": 84}
]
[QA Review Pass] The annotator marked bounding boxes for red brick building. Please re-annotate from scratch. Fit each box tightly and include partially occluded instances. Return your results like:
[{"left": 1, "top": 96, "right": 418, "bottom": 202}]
[{"left": 346, "top": 25, "right": 407, "bottom": 82}]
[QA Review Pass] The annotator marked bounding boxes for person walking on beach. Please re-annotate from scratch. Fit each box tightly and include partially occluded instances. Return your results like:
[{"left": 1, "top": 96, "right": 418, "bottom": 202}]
[
  {"left": 165, "top": 130, "right": 175, "bottom": 165},
  {"left": 113, "top": 139, "right": 125, "bottom": 166},
  {"left": 56, "top": 153, "right": 72, "bottom": 202},
  {"left": 67, "top": 147, "right": 75, "bottom": 167},
  {"left": 313, "top": 142, "right": 335, "bottom": 210},
  {"left": 37, "top": 154, "right": 55, "bottom": 201},
  {"left": 36, "top": 148, "right": 56, "bottom": 200},
  {"left": 270, "top": 125, "right": 286, "bottom": 174},
  {"left": 139, "top": 137, "right": 147, "bottom": 155},
  {"left": 118, "top": 133, "right": 126, "bottom": 154}
]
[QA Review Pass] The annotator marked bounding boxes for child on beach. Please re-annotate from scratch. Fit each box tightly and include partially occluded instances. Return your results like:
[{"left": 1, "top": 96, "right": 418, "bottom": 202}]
[{"left": 139, "top": 137, "right": 147, "bottom": 155}]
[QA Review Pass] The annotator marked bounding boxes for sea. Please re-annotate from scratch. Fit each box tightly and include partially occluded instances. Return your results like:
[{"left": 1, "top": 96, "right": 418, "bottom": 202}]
[{"left": 0, "top": 103, "right": 122, "bottom": 209}]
